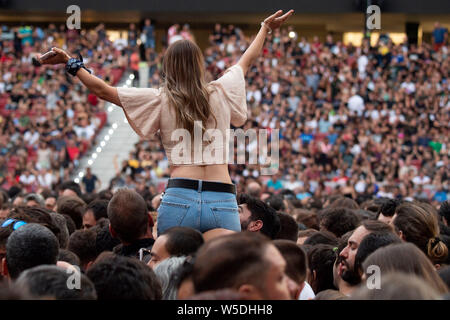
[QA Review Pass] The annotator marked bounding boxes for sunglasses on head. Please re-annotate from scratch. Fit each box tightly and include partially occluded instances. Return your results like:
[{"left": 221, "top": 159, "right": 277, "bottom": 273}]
[{"left": 1, "top": 219, "right": 27, "bottom": 230}]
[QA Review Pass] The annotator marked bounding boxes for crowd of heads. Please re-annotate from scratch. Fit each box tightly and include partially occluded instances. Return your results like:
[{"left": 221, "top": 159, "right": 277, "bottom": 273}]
[
  {"left": 0, "top": 21, "right": 448, "bottom": 300},
  {"left": 0, "top": 178, "right": 449, "bottom": 300}
]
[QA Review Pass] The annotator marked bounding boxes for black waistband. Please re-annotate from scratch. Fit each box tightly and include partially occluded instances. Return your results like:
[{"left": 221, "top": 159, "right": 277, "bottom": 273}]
[{"left": 166, "top": 179, "right": 236, "bottom": 194}]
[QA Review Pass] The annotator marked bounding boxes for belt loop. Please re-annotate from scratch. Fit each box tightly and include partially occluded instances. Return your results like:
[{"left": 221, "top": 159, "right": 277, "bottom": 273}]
[{"left": 198, "top": 180, "right": 202, "bottom": 193}]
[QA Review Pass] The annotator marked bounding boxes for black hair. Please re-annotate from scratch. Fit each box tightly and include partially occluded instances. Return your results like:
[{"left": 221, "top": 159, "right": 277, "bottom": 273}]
[
  {"left": 85, "top": 199, "right": 109, "bottom": 221},
  {"left": 91, "top": 222, "right": 121, "bottom": 256},
  {"left": 6, "top": 223, "right": 59, "bottom": 279},
  {"left": 97, "top": 190, "right": 113, "bottom": 201},
  {"left": 58, "top": 249, "right": 81, "bottom": 267},
  {"left": 319, "top": 207, "right": 361, "bottom": 238},
  {"left": 68, "top": 229, "right": 98, "bottom": 270},
  {"left": 162, "top": 227, "right": 204, "bottom": 257},
  {"left": 15, "top": 265, "right": 97, "bottom": 300},
  {"left": 353, "top": 209, "right": 377, "bottom": 220},
  {"left": 440, "top": 235, "right": 450, "bottom": 265},
  {"left": 265, "top": 195, "right": 286, "bottom": 211},
  {"left": 275, "top": 212, "right": 299, "bottom": 242},
  {"left": 86, "top": 254, "right": 162, "bottom": 300},
  {"left": 307, "top": 244, "right": 338, "bottom": 294},
  {"left": 238, "top": 194, "right": 281, "bottom": 239},
  {"left": 40, "top": 189, "right": 57, "bottom": 200},
  {"left": 304, "top": 230, "right": 339, "bottom": 247},
  {"left": 58, "top": 181, "right": 82, "bottom": 198},
  {"left": 376, "top": 198, "right": 401, "bottom": 219},
  {"left": 438, "top": 201, "right": 450, "bottom": 226},
  {"left": 81, "top": 193, "right": 97, "bottom": 205},
  {"left": 7, "top": 186, "right": 22, "bottom": 199},
  {"left": 354, "top": 232, "right": 402, "bottom": 273}
]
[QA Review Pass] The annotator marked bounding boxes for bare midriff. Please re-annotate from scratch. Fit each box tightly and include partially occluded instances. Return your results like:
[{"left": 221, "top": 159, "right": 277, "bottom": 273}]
[{"left": 170, "top": 164, "right": 232, "bottom": 184}]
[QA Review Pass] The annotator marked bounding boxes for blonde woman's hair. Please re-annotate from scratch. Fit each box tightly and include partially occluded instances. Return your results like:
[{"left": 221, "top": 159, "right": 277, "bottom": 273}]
[{"left": 162, "top": 40, "right": 217, "bottom": 138}]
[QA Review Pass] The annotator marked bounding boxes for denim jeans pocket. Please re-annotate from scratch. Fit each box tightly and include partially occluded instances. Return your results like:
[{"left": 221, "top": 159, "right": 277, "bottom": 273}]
[
  {"left": 157, "top": 200, "right": 191, "bottom": 234},
  {"left": 209, "top": 205, "right": 239, "bottom": 229}
]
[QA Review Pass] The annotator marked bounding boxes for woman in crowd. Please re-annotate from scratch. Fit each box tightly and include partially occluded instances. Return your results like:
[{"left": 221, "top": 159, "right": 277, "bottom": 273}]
[{"left": 38, "top": 10, "right": 294, "bottom": 235}]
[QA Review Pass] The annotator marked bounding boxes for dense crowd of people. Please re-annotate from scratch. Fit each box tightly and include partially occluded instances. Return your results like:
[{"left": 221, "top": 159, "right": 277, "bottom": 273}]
[
  {"left": 0, "top": 182, "right": 449, "bottom": 300},
  {"left": 119, "top": 23, "right": 449, "bottom": 207},
  {"left": 0, "top": 23, "right": 126, "bottom": 196},
  {"left": 0, "top": 20, "right": 448, "bottom": 301}
]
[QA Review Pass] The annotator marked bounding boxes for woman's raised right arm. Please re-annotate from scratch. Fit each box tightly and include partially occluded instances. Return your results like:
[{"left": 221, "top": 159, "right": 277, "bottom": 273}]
[
  {"left": 237, "top": 9, "right": 293, "bottom": 75},
  {"left": 38, "top": 47, "right": 123, "bottom": 107}
]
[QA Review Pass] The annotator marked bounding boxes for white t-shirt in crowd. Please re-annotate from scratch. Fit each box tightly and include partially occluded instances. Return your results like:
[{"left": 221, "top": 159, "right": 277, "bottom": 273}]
[
  {"left": 412, "top": 175, "right": 431, "bottom": 185},
  {"left": 19, "top": 174, "right": 36, "bottom": 185},
  {"left": 299, "top": 282, "right": 316, "bottom": 300},
  {"left": 348, "top": 94, "right": 365, "bottom": 116},
  {"left": 38, "top": 172, "right": 54, "bottom": 188}
]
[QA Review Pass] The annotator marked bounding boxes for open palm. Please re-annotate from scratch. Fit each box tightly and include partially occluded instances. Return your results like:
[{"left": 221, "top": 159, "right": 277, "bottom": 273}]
[{"left": 264, "top": 9, "right": 294, "bottom": 30}]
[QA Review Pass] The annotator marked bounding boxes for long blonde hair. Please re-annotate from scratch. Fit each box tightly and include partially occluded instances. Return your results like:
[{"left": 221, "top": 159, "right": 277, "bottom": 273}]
[{"left": 162, "top": 40, "right": 216, "bottom": 137}]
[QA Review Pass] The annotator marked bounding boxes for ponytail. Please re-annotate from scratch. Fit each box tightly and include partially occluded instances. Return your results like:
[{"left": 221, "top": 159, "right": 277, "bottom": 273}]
[{"left": 427, "top": 237, "right": 448, "bottom": 264}]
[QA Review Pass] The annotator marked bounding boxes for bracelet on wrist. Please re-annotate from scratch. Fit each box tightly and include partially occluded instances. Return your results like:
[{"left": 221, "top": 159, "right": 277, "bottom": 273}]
[
  {"left": 261, "top": 22, "right": 272, "bottom": 35},
  {"left": 65, "top": 55, "right": 91, "bottom": 76}
]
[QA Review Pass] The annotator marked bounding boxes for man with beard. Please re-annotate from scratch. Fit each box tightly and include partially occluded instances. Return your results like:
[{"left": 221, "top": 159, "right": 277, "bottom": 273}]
[
  {"left": 237, "top": 194, "right": 281, "bottom": 239},
  {"left": 334, "top": 220, "right": 394, "bottom": 295}
]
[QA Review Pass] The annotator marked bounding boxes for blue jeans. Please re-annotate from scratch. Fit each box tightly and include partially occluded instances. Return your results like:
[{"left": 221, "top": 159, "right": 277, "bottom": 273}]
[{"left": 157, "top": 179, "right": 241, "bottom": 235}]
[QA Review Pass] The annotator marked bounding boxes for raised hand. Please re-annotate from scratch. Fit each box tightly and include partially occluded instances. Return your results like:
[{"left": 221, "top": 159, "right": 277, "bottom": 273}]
[
  {"left": 264, "top": 9, "right": 294, "bottom": 31},
  {"left": 37, "top": 47, "right": 71, "bottom": 65}
]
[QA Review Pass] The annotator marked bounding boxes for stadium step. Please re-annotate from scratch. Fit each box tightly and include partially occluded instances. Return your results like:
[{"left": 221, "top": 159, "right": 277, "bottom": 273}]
[{"left": 72, "top": 73, "right": 140, "bottom": 191}]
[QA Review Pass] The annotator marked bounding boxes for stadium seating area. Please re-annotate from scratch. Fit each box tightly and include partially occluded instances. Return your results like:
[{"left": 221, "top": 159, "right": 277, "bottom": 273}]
[
  {"left": 0, "top": 24, "right": 125, "bottom": 193},
  {"left": 121, "top": 24, "right": 449, "bottom": 205}
]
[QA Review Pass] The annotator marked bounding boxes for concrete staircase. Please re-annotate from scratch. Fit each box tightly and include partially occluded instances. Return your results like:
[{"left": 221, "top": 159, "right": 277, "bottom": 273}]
[{"left": 73, "top": 73, "right": 140, "bottom": 190}]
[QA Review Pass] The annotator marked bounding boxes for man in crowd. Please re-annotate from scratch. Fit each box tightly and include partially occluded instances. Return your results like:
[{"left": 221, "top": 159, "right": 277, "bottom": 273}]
[
  {"left": 237, "top": 194, "right": 281, "bottom": 239},
  {"left": 83, "top": 199, "right": 109, "bottom": 229},
  {"left": 148, "top": 227, "right": 204, "bottom": 268},
  {"left": 335, "top": 220, "right": 394, "bottom": 295},
  {"left": 82, "top": 167, "right": 101, "bottom": 194},
  {"left": 2, "top": 223, "right": 59, "bottom": 280},
  {"left": 192, "top": 232, "right": 298, "bottom": 299},
  {"left": 107, "top": 189, "right": 155, "bottom": 260}
]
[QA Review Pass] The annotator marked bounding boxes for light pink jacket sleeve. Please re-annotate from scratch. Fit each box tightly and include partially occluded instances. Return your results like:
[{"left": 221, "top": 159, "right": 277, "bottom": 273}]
[
  {"left": 211, "top": 64, "right": 248, "bottom": 127},
  {"left": 116, "top": 87, "right": 162, "bottom": 138}
]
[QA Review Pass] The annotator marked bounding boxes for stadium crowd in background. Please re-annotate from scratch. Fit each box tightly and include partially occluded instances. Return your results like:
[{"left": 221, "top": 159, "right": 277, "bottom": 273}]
[
  {"left": 0, "top": 23, "right": 126, "bottom": 200},
  {"left": 0, "top": 20, "right": 448, "bottom": 300},
  {"left": 120, "top": 22, "right": 448, "bottom": 207}
]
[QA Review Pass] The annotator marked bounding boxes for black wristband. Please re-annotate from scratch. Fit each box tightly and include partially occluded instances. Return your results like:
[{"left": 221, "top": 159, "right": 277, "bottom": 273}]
[{"left": 65, "top": 57, "right": 91, "bottom": 76}]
